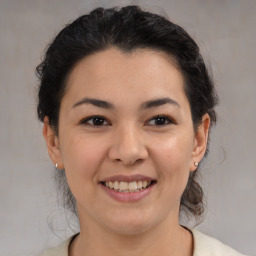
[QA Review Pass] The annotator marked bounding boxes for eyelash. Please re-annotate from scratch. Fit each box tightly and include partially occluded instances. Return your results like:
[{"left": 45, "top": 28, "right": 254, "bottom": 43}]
[
  {"left": 80, "top": 115, "right": 175, "bottom": 127},
  {"left": 80, "top": 115, "right": 110, "bottom": 126},
  {"left": 147, "top": 115, "right": 175, "bottom": 126}
]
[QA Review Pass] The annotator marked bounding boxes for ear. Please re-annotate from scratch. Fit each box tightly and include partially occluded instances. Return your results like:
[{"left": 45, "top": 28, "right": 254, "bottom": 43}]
[
  {"left": 190, "top": 114, "right": 210, "bottom": 171},
  {"left": 43, "top": 117, "right": 64, "bottom": 169}
]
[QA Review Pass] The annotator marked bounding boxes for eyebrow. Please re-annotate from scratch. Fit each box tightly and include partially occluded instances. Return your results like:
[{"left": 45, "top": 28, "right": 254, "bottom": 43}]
[
  {"left": 73, "top": 98, "right": 114, "bottom": 109},
  {"left": 72, "top": 97, "right": 180, "bottom": 110},
  {"left": 140, "top": 97, "right": 180, "bottom": 109}
]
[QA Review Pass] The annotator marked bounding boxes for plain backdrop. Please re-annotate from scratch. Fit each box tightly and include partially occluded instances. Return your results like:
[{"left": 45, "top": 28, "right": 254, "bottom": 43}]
[{"left": 0, "top": 0, "right": 255, "bottom": 255}]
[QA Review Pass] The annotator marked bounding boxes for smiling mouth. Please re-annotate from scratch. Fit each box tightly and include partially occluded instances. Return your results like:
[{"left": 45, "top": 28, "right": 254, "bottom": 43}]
[{"left": 100, "top": 180, "right": 157, "bottom": 193}]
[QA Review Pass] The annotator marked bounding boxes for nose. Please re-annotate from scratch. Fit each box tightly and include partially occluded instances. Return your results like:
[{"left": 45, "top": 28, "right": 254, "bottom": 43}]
[{"left": 108, "top": 124, "right": 148, "bottom": 165}]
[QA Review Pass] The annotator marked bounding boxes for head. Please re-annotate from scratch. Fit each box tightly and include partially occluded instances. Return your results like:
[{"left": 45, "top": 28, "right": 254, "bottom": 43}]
[{"left": 37, "top": 5, "right": 218, "bottom": 229}]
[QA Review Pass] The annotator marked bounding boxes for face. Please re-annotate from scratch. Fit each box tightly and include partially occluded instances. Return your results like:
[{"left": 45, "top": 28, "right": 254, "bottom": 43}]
[{"left": 44, "top": 48, "right": 209, "bottom": 235}]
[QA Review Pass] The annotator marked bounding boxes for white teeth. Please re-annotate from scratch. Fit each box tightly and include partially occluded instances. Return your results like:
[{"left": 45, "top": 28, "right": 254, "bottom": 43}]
[
  {"left": 104, "top": 180, "right": 153, "bottom": 192},
  {"left": 109, "top": 181, "right": 114, "bottom": 189},
  {"left": 114, "top": 181, "right": 119, "bottom": 190},
  {"left": 128, "top": 181, "right": 137, "bottom": 190},
  {"left": 142, "top": 181, "right": 148, "bottom": 188},
  {"left": 120, "top": 181, "right": 128, "bottom": 190},
  {"left": 137, "top": 181, "right": 143, "bottom": 189}
]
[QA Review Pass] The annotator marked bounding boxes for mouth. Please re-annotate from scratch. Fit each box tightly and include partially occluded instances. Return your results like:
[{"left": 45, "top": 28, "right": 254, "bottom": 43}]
[
  {"left": 100, "top": 180, "right": 157, "bottom": 193},
  {"left": 99, "top": 175, "right": 157, "bottom": 202}
]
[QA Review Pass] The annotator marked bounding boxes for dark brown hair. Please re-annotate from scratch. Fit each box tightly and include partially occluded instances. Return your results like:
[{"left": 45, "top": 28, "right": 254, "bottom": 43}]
[{"left": 36, "top": 5, "right": 218, "bottom": 221}]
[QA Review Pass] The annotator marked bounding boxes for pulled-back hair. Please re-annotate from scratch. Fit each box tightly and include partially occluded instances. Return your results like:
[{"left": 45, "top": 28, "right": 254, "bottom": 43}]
[{"left": 36, "top": 5, "right": 218, "bottom": 221}]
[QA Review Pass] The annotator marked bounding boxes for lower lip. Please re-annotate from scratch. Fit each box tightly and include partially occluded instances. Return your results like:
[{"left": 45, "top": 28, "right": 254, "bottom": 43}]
[{"left": 100, "top": 183, "right": 155, "bottom": 202}]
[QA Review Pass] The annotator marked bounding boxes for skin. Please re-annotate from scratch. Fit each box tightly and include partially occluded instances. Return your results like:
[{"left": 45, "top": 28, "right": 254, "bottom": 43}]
[{"left": 43, "top": 48, "right": 210, "bottom": 256}]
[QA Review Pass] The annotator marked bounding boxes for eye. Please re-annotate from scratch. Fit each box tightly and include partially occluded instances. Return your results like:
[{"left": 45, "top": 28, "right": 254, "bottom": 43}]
[
  {"left": 80, "top": 116, "right": 110, "bottom": 126},
  {"left": 147, "top": 115, "right": 174, "bottom": 126}
]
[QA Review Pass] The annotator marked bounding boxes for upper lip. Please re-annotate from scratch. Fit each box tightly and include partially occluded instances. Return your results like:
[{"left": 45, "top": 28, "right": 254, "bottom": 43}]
[{"left": 100, "top": 174, "right": 156, "bottom": 183}]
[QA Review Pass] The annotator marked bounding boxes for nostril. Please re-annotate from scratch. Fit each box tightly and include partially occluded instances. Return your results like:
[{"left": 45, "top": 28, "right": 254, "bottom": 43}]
[{"left": 108, "top": 138, "right": 149, "bottom": 165}]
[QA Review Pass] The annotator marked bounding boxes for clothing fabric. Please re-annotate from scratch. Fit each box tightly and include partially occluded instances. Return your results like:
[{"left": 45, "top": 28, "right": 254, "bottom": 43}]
[{"left": 37, "top": 229, "right": 247, "bottom": 256}]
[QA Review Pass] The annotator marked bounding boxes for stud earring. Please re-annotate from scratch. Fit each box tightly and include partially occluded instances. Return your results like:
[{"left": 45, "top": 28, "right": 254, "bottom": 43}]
[
  {"left": 55, "top": 163, "right": 58, "bottom": 168},
  {"left": 194, "top": 162, "right": 199, "bottom": 167}
]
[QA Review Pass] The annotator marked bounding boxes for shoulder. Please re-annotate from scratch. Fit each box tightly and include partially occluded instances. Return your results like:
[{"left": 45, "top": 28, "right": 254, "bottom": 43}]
[
  {"left": 191, "top": 229, "right": 247, "bottom": 256},
  {"left": 36, "top": 231, "right": 248, "bottom": 256},
  {"left": 36, "top": 236, "right": 75, "bottom": 256}
]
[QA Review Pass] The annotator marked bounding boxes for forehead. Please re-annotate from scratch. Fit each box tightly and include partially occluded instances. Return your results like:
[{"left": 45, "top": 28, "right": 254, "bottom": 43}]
[{"left": 63, "top": 47, "right": 187, "bottom": 108}]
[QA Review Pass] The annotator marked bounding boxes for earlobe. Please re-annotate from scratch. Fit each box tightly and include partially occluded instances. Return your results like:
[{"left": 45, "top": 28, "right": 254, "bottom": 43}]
[
  {"left": 43, "top": 117, "right": 64, "bottom": 169},
  {"left": 190, "top": 114, "right": 210, "bottom": 171}
]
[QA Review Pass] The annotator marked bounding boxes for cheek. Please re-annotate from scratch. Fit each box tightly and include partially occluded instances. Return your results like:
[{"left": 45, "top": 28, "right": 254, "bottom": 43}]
[
  {"left": 150, "top": 134, "right": 194, "bottom": 199},
  {"left": 60, "top": 133, "right": 108, "bottom": 180},
  {"left": 152, "top": 135, "right": 193, "bottom": 172},
  {"left": 59, "top": 133, "right": 110, "bottom": 206}
]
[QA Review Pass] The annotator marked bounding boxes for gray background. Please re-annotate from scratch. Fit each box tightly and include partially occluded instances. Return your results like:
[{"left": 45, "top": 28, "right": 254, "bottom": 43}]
[{"left": 0, "top": 0, "right": 255, "bottom": 255}]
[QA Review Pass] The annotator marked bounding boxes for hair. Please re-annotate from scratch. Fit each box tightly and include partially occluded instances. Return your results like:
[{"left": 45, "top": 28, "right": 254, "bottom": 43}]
[{"left": 36, "top": 5, "right": 218, "bottom": 222}]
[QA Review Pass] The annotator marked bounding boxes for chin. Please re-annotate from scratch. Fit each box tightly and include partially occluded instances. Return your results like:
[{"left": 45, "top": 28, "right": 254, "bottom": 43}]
[
  {"left": 108, "top": 222, "right": 151, "bottom": 235},
  {"left": 102, "top": 210, "right": 158, "bottom": 235}
]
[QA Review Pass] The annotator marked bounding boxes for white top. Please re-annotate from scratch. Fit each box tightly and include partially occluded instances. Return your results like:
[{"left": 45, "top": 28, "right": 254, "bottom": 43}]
[{"left": 37, "top": 229, "right": 247, "bottom": 256}]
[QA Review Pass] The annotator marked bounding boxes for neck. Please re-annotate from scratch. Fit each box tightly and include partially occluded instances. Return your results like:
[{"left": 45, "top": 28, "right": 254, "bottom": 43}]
[{"left": 69, "top": 211, "right": 193, "bottom": 256}]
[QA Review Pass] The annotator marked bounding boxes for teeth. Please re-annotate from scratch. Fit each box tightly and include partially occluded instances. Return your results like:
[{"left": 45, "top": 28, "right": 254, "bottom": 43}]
[
  {"left": 137, "top": 181, "right": 143, "bottom": 189},
  {"left": 120, "top": 181, "right": 128, "bottom": 190},
  {"left": 114, "top": 181, "right": 119, "bottom": 190},
  {"left": 129, "top": 181, "right": 137, "bottom": 190},
  {"left": 109, "top": 181, "right": 114, "bottom": 189},
  {"left": 104, "top": 180, "right": 153, "bottom": 192},
  {"left": 142, "top": 181, "right": 148, "bottom": 188}
]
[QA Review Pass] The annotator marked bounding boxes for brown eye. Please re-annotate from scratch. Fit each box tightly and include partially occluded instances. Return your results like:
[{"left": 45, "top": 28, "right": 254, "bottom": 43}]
[
  {"left": 81, "top": 116, "right": 110, "bottom": 126},
  {"left": 92, "top": 117, "right": 105, "bottom": 126},
  {"left": 148, "top": 115, "right": 173, "bottom": 126}
]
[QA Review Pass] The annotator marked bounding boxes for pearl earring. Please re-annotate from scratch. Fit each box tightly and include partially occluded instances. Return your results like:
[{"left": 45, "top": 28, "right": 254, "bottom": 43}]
[
  {"left": 194, "top": 162, "right": 199, "bottom": 167},
  {"left": 55, "top": 163, "right": 58, "bottom": 168}
]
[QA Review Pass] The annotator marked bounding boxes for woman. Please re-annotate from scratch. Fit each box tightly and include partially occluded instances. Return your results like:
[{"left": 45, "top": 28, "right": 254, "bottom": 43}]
[{"left": 36, "top": 5, "right": 246, "bottom": 256}]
